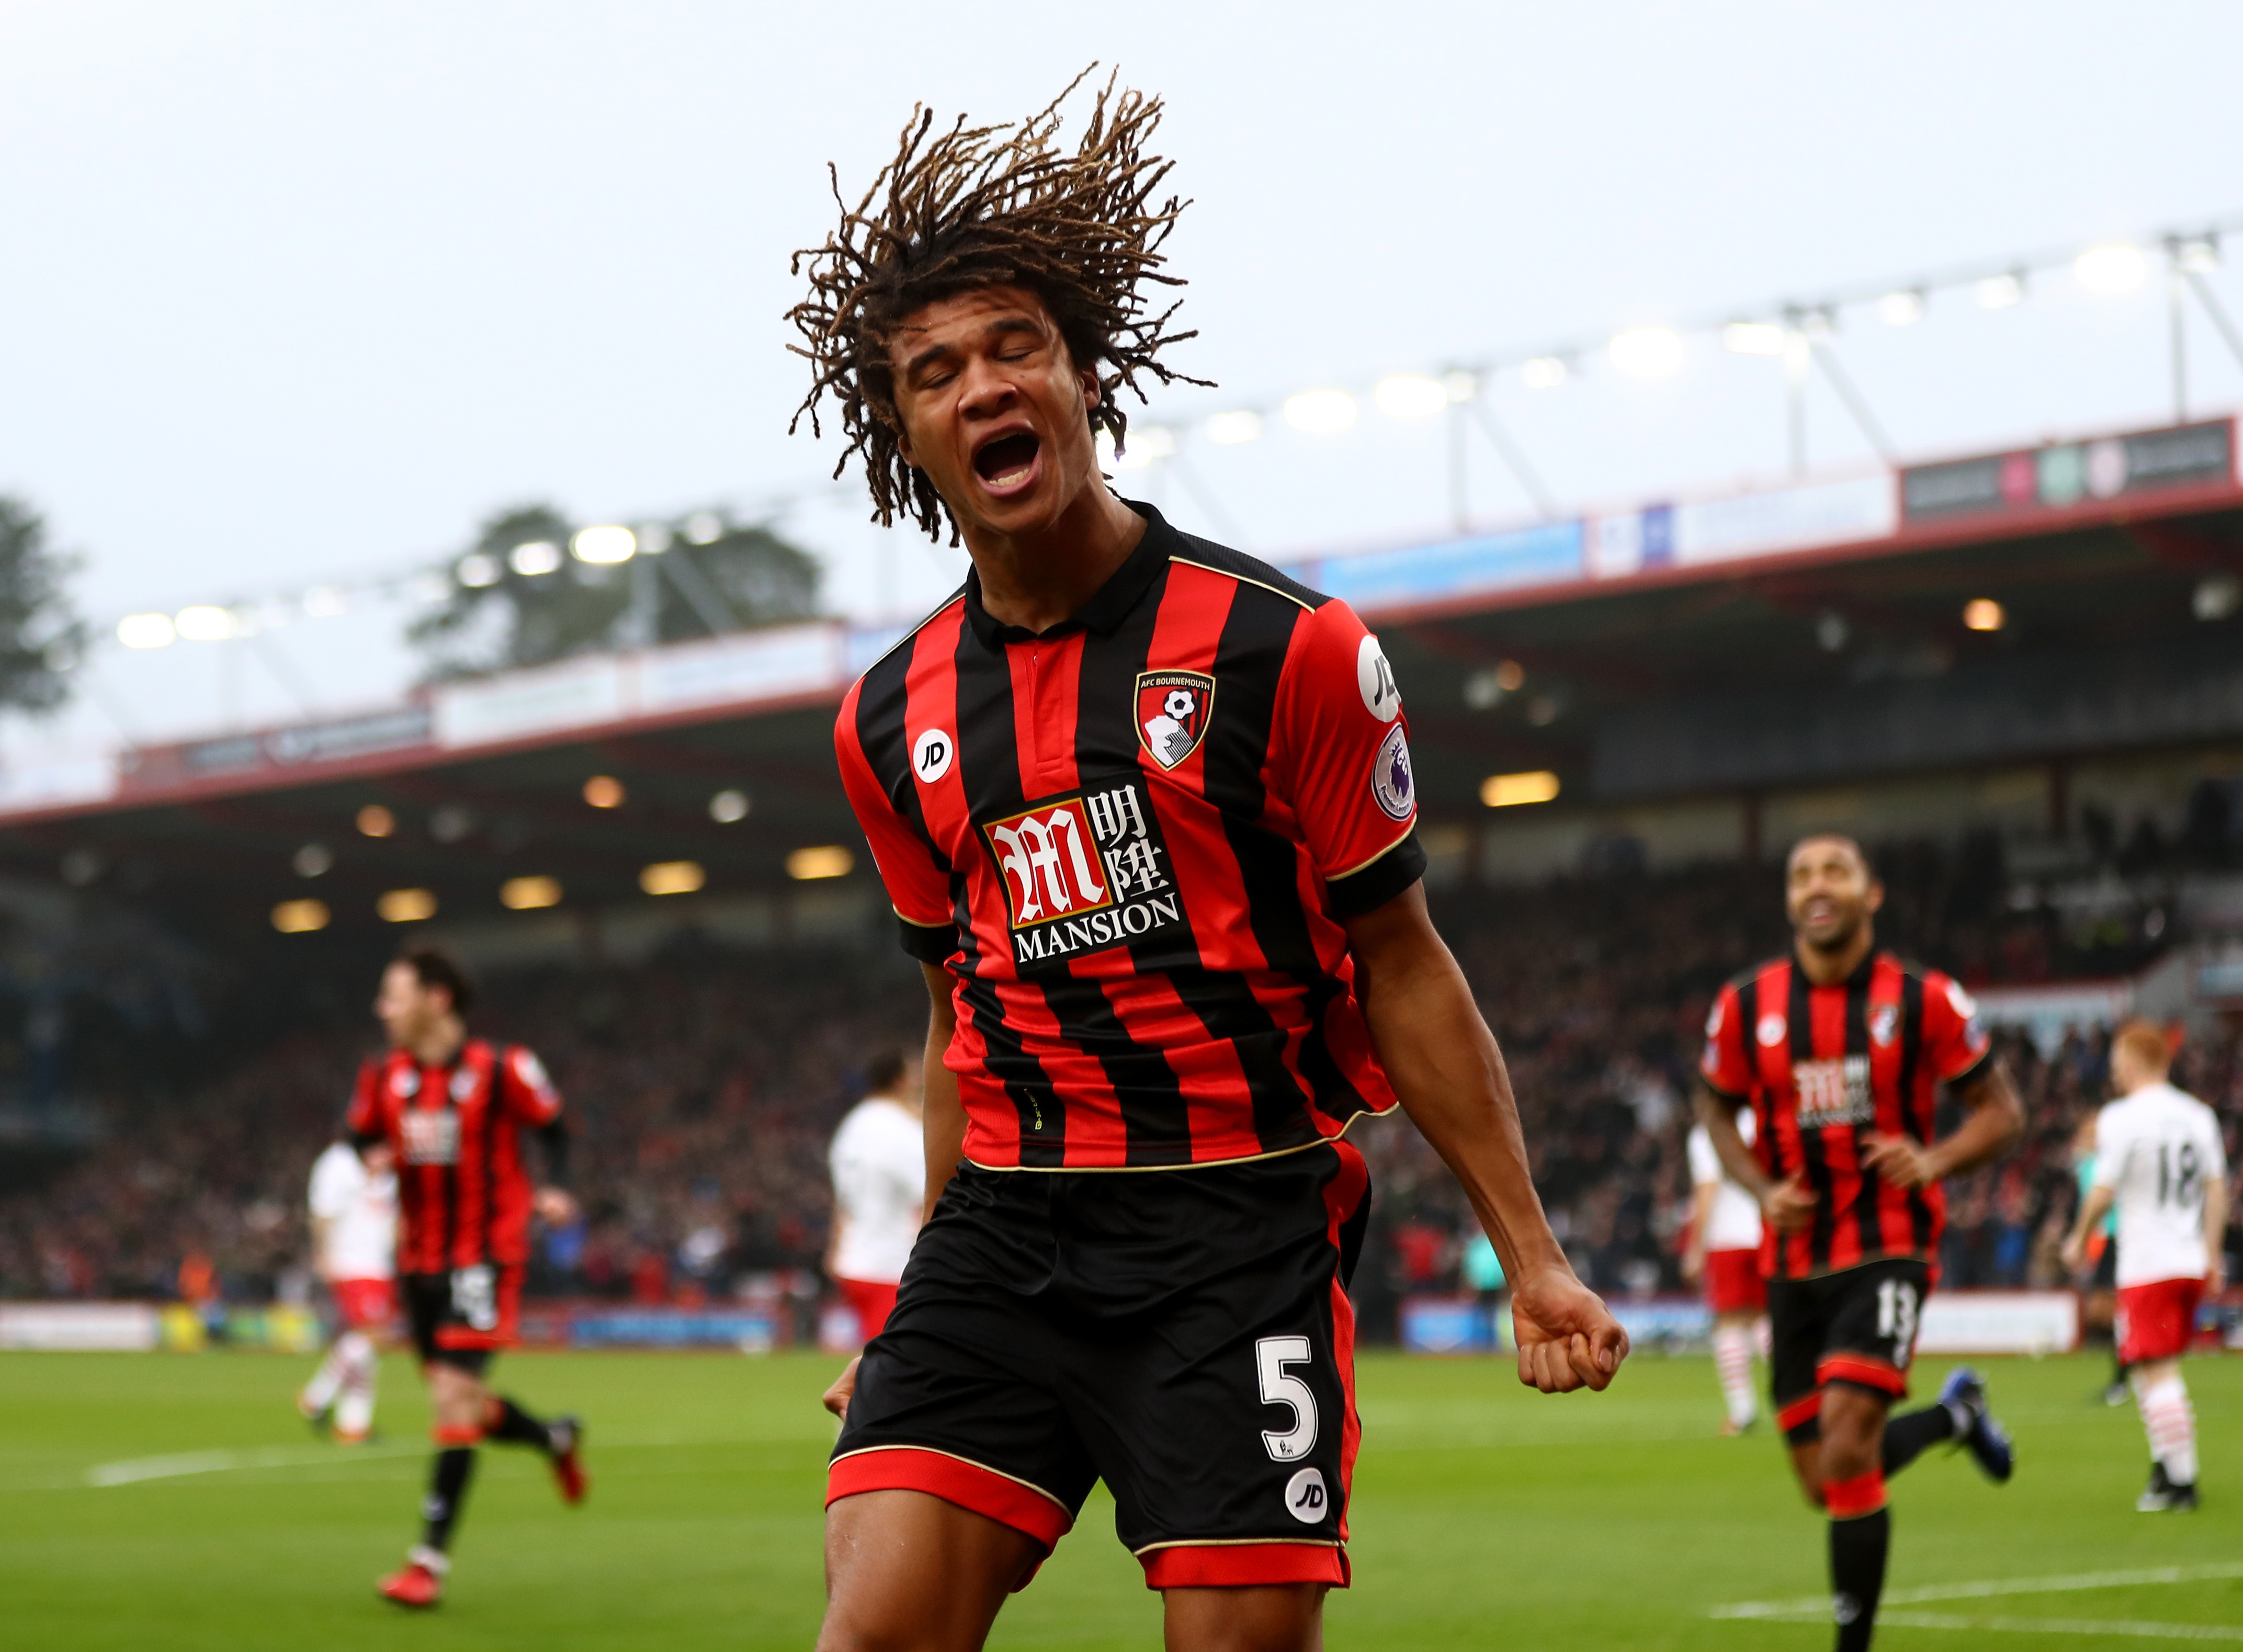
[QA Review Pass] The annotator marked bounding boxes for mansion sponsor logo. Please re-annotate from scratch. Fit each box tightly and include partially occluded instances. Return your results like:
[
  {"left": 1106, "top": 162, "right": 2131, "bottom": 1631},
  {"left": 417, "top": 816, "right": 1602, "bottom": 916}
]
[
  {"left": 980, "top": 777, "right": 1186, "bottom": 970},
  {"left": 1793, "top": 1054, "right": 1873, "bottom": 1129}
]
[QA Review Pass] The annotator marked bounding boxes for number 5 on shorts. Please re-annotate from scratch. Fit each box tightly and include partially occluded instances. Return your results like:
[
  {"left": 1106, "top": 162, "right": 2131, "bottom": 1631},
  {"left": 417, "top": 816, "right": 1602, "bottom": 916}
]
[{"left": 1256, "top": 1336, "right": 1318, "bottom": 1463}]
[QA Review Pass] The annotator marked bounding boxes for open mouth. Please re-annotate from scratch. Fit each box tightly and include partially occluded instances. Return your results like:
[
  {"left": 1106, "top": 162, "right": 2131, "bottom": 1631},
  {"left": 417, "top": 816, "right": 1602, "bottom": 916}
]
[{"left": 972, "top": 431, "right": 1041, "bottom": 490}]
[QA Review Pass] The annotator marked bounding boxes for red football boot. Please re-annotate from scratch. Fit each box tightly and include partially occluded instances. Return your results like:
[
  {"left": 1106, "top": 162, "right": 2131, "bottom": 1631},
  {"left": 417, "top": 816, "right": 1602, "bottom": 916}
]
[
  {"left": 549, "top": 1415, "right": 587, "bottom": 1506},
  {"left": 378, "top": 1548, "right": 447, "bottom": 1608}
]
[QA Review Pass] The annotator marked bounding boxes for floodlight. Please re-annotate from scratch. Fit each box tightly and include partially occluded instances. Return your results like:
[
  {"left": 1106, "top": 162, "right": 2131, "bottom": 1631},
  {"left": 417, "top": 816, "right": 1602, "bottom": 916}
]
[
  {"left": 572, "top": 525, "right": 637, "bottom": 564},
  {"left": 1441, "top": 370, "right": 1478, "bottom": 404},
  {"left": 582, "top": 775, "right": 626, "bottom": 809},
  {"left": 174, "top": 605, "right": 234, "bottom": 641},
  {"left": 117, "top": 613, "right": 176, "bottom": 649},
  {"left": 684, "top": 512, "right": 725, "bottom": 545},
  {"left": 271, "top": 899, "right": 330, "bottom": 934},
  {"left": 1876, "top": 290, "right": 1924, "bottom": 326},
  {"left": 640, "top": 861, "right": 707, "bottom": 897},
  {"left": 1963, "top": 598, "right": 2006, "bottom": 631},
  {"left": 2177, "top": 237, "right": 2221, "bottom": 275},
  {"left": 501, "top": 875, "right": 563, "bottom": 910},
  {"left": 509, "top": 540, "right": 563, "bottom": 576},
  {"left": 1205, "top": 411, "right": 1263, "bottom": 445},
  {"left": 2194, "top": 573, "right": 2240, "bottom": 621},
  {"left": 293, "top": 843, "right": 334, "bottom": 878},
  {"left": 2075, "top": 244, "right": 2146, "bottom": 295},
  {"left": 1116, "top": 425, "right": 1176, "bottom": 469},
  {"left": 377, "top": 888, "right": 438, "bottom": 923},
  {"left": 787, "top": 845, "right": 855, "bottom": 880},
  {"left": 1283, "top": 390, "right": 1357, "bottom": 434},
  {"left": 1609, "top": 327, "right": 1684, "bottom": 378},
  {"left": 456, "top": 553, "right": 502, "bottom": 589},
  {"left": 356, "top": 804, "right": 395, "bottom": 838},
  {"left": 1977, "top": 273, "right": 2024, "bottom": 310},
  {"left": 1521, "top": 356, "right": 1568, "bottom": 390},
  {"left": 1723, "top": 322, "right": 1785, "bottom": 357},
  {"left": 1480, "top": 771, "right": 1561, "bottom": 808},
  {"left": 1373, "top": 375, "right": 1448, "bottom": 420},
  {"left": 709, "top": 788, "right": 751, "bottom": 823}
]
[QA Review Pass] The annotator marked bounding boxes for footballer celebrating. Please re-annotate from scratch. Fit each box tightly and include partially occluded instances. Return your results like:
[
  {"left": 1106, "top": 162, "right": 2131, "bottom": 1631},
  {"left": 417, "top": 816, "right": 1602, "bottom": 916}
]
[
  {"left": 1696, "top": 835, "right": 2024, "bottom": 1651},
  {"left": 790, "top": 74, "right": 1627, "bottom": 1652},
  {"left": 2061, "top": 1020, "right": 2229, "bottom": 1510},
  {"left": 346, "top": 948, "right": 588, "bottom": 1608}
]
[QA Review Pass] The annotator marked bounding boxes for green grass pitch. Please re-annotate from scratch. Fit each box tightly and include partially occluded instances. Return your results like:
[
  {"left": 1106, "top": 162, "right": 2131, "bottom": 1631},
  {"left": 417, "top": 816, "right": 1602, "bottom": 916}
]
[{"left": 3, "top": 1347, "right": 2238, "bottom": 1648}]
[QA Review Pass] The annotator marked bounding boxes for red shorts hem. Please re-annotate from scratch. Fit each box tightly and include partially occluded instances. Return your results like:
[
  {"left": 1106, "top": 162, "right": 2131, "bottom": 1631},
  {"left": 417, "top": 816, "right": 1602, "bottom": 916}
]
[
  {"left": 827, "top": 1447, "right": 1074, "bottom": 1554},
  {"left": 1704, "top": 1250, "right": 1766, "bottom": 1316},
  {"left": 331, "top": 1277, "right": 396, "bottom": 1330},
  {"left": 1818, "top": 1353, "right": 1907, "bottom": 1397},
  {"left": 1776, "top": 1392, "right": 1823, "bottom": 1432},
  {"left": 1139, "top": 1542, "right": 1350, "bottom": 1590},
  {"left": 2117, "top": 1276, "right": 2206, "bottom": 1367}
]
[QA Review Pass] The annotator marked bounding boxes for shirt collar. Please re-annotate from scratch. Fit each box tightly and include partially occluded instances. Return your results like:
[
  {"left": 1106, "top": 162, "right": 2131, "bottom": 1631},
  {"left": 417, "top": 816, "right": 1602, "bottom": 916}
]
[{"left": 960, "top": 501, "right": 1176, "bottom": 651}]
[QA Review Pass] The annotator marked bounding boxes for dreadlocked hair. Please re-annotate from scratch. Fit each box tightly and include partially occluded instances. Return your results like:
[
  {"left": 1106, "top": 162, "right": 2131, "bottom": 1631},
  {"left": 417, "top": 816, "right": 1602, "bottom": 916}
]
[{"left": 786, "top": 67, "right": 1209, "bottom": 540}]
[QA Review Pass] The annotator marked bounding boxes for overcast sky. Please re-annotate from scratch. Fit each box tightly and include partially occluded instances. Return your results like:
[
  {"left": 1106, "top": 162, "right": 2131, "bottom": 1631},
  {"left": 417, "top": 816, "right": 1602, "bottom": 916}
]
[{"left": 5, "top": 1, "right": 2242, "bottom": 752}]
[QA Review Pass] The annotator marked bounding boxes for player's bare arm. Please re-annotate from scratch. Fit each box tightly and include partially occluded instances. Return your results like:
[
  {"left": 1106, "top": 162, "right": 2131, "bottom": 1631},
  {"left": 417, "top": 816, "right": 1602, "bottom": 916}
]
[
  {"left": 2060, "top": 1182, "right": 2117, "bottom": 1274},
  {"left": 1859, "top": 1061, "right": 2023, "bottom": 1189},
  {"left": 1342, "top": 885, "right": 1627, "bottom": 1393},
  {"left": 1695, "top": 1084, "right": 1815, "bottom": 1234}
]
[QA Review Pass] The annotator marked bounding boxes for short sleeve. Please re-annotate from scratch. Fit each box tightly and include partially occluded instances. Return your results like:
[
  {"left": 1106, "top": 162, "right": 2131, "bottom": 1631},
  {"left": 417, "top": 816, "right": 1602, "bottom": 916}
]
[
  {"left": 836, "top": 683, "right": 957, "bottom": 963},
  {"left": 1700, "top": 983, "right": 1753, "bottom": 1099},
  {"left": 1686, "top": 1125, "right": 1721, "bottom": 1187},
  {"left": 2088, "top": 1105, "right": 2126, "bottom": 1190},
  {"left": 1273, "top": 599, "right": 1421, "bottom": 909},
  {"left": 308, "top": 1148, "right": 352, "bottom": 1219},
  {"left": 500, "top": 1045, "right": 563, "bottom": 1125},
  {"left": 344, "top": 1060, "right": 381, "bottom": 1140},
  {"left": 2205, "top": 1111, "right": 2230, "bottom": 1181},
  {"left": 1922, "top": 972, "right": 1995, "bottom": 1085}
]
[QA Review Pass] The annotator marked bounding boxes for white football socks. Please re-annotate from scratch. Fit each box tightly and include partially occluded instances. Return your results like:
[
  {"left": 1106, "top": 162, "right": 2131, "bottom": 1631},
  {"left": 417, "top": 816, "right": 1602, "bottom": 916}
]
[
  {"left": 1713, "top": 1322, "right": 1758, "bottom": 1429},
  {"left": 2136, "top": 1374, "right": 2197, "bottom": 1487}
]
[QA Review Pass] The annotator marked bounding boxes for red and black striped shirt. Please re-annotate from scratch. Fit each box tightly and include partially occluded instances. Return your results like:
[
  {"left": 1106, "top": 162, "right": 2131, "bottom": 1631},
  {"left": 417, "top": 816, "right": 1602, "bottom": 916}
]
[
  {"left": 345, "top": 1039, "right": 562, "bottom": 1274},
  {"left": 836, "top": 504, "right": 1425, "bottom": 1171},
  {"left": 1701, "top": 951, "right": 1992, "bottom": 1280}
]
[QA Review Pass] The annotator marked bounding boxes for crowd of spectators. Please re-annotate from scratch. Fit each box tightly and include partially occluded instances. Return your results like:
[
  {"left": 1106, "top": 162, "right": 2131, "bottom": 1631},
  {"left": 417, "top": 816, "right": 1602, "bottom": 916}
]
[{"left": 2, "top": 837, "right": 2238, "bottom": 1342}]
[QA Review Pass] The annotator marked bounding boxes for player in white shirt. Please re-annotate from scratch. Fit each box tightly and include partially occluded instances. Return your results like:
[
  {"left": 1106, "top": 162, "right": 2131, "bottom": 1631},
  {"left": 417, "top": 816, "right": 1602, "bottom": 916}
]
[
  {"left": 2063, "top": 1021, "right": 2230, "bottom": 1511},
  {"left": 1684, "top": 1111, "right": 1769, "bottom": 1433},
  {"left": 297, "top": 1136, "right": 400, "bottom": 1443},
  {"left": 826, "top": 1049, "right": 925, "bottom": 1346}
]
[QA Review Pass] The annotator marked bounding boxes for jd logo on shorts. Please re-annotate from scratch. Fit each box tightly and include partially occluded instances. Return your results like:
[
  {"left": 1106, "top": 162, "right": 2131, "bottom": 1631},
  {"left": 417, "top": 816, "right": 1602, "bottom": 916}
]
[
  {"left": 980, "top": 777, "right": 1187, "bottom": 974},
  {"left": 1285, "top": 1466, "right": 1329, "bottom": 1524},
  {"left": 1135, "top": 670, "right": 1214, "bottom": 770}
]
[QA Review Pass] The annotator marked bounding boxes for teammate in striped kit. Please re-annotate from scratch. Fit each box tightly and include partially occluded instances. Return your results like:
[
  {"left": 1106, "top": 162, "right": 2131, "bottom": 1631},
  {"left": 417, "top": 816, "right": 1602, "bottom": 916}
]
[
  {"left": 1696, "top": 835, "right": 2023, "bottom": 1652},
  {"left": 790, "top": 76, "right": 1627, "bottom": 1652},
  {"left": 345, "top": 949, "right": 587, "bottom": 1608},
  {"left": 2062, "top": 1020, "right": 2230, "bottom": 1511}
]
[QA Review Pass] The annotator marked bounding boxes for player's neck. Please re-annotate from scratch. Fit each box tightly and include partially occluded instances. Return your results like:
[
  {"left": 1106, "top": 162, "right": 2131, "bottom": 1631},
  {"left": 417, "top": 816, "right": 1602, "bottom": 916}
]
[
  {"left": 964, "top": 480, "right": 1145, "bottom": 636},
  {"left": 403, "top": 1019, "right": 466, "bottom": 1067},
  {"left": 1793, "top": 925, "right": 1874, "bottom": 987}
]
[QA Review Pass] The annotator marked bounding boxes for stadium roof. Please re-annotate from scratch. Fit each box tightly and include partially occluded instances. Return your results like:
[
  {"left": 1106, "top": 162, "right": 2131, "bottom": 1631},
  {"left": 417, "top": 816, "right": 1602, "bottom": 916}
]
[{"left": 1, "top": 415, "right": 2238, "bottom": 954}]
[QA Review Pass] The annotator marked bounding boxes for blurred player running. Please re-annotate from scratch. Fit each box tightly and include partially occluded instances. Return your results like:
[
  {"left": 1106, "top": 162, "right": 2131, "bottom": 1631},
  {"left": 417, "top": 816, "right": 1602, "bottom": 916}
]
[
  {"left": 346, "top": 948, "right": 586, "bottom": 1609},
  {"left": 1696, "top": 835, "right": 2023, "bottom": 1652},
  {"left": 793, "top": 73, "right": 1626, "bottom": 1652},
  {"left": 826, "top": 1048, "right": 925, "bottom": 1343},
  {"left": 2062, "top": 1021, "right": 2229, "bottom": 1511},
  {"left": 1683, "top": 1108, "right": 1768, "bottom": 1434},
  {"left": 297, "top": 1135, "right": 398, "bottom": 1442}
]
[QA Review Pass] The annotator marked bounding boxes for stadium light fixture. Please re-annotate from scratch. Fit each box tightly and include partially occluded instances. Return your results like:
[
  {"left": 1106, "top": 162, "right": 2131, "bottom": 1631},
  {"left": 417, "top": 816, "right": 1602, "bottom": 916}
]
[
  {"left": 1204, "top": 410, "right": 1263, "bottom": 445},
  {"left": 2193, "top": 573, "right": 2240, "bottom": 621},
  {"left": 509, "top": 540, "right": 563, "bottom": 576},
  {"left": 2177, "top": 237, "right": 2221, "bottom": 275},
  {"left": 1441, "top": 370, "right": 1478, "bottom": 404},
  {"left": 787, "top": 844, "right": 855, "bottom": 880},
  {"left": 1977, "top": 272, "right": 2024, "bottom": 310},
  {"left": 2075, "top": 244, "right": 2147, "bottom": 295},
  {"left": 377, "top": 888, "right": 438, "bottom": 923},
  {"left": 1962, "top": 597, "right": 2006, "bottom": 632},
  {"left": 640, "top": 860, "right": 707, "bottom": 897},
  {"left": 271, "top": 898, "right": 330, "bottom": 934},
  {"left": 1480, "top": 770, "right": 1561, "bottom": 808},
  {"left": 1114, "top": 425, "right": 1176, "bottom": 470},
  {"left": 174, "top": 605, "right": 234, "bottom": 642},
  {"left": 1608, "top": 327, "right": 1684, "bottom": 378},
  {"left": 455, "top": 553, "right": 502, "bottom": 589},
  {"left": 582, "top": 775, "right": 626, "bottom": 809},
  {"left": 571, "top": 525, "right": 637, "bottom": 565},
  {"left": 1876, "top": 289, "right": 1925, "bottom": 326},
  {"left": 1520, "top": 356, "right": 1568, "bottom": 390},
  {"left": 1283, "top": 390, "right": 1358, "bottom": 434},
  {"left": 1373, "top": 375, "right": 1448, "bottom": 420},
  {"left": 356, "top": 804, "right": 395, "bottom": 838},
  {"left": 117, "top": 612, "right": 176, "bottom": 649},
  {"left": 293, "top": 843, "right": 334, "bottom": 878},
  {"left": 709, "top": 788, "right": 751, "bottom": 823},
  {"left": 1722, "top": 322, "right": 1785, "bottom": 357},
  {"left": 684, "top": 512, "right": 725, "bottom": 545},
  {"left": 501, "top": 875, "right": 563, "bottom": 910}
]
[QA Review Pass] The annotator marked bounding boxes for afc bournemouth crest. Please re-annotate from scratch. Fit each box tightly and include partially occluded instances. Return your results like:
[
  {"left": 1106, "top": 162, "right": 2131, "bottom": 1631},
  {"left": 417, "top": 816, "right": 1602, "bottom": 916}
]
[{"left": 1136, "top": 670, "right": 1215, "bottom": 770}]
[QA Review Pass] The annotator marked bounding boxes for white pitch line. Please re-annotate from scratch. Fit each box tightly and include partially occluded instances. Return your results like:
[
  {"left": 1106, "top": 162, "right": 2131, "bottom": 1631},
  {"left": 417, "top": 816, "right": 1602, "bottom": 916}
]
[
  {"left": 1877, "top": 1610, "right": 2243, "bottom": 1642},
  {"left": 87, "top": 1444, "right": 422, "bottom": 1486},
  {"left": 1713, "top": 1560, "right": 2243, "bottom": 1619}
]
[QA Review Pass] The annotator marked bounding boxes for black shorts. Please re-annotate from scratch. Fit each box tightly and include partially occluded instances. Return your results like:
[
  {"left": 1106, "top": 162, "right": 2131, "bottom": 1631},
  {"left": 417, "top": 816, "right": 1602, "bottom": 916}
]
[
  {"left": 402, "top": 1265, "right": 524, "bottom": 1377},
  {"left": 1769, "top": 1257, "right": 1930, "bottom": 1444},
  {"left": 829, "top": 1140, "right": 1370, "bottom": 1591}
]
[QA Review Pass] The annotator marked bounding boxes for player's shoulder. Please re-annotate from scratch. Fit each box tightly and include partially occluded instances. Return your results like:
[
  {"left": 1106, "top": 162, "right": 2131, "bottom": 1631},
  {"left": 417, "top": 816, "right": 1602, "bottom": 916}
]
[
  {"left": 846, "top": 587, "right": 970, "bottom": 700},
  {"left": 1723, "top": 956, "right": 1789, "bottom": 995},
  {"left": 1160, "top": 528, "right": 1329, "bottom": 615}
]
